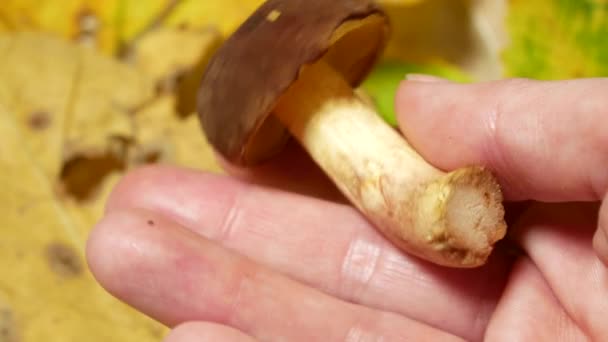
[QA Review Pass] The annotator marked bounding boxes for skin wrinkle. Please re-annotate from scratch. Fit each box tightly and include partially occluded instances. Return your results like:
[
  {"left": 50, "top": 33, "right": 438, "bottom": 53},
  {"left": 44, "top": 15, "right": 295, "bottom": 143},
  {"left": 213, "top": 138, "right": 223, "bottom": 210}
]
[
  {"left": 482, "top": 84, "right": 531, "bottom": 201},
  {"left": 344, "top": 325, "right": 385, "bottom": 342},
  {"left": 165, "top": 322, "right": 257, "bottom": 342},
  {"left": 588, "top": 259, "right": 606, "bottom": 301},
  {"left": 578, "top": 260, "right": 608, "bottom": 341},
  {"left": 217, "top": 186, "right": 244, "bottom": 243},
  {"left": 571, "top": 111, "right": 599, "bottom": 202},
  {"left": 341, "top": 237, "right": 477, "bottom": 341},
  {"left": 552, "top": 79, "right": 606, "bottom": 201},
  {"left": 340, "top": 235, "right": 382, "bottom": 302},
  {"left": 227, "top": 269, "right": 254, "bottom": 331},
  {"left": 553, "top": 307, "right": 573, "bottom": 342},
  {"left": 561, "top": 313, "right": 589, "bottom": 342},
  {"left": 546, "top": 79, "right": 604, "bottom": 201},
  {"left": 590, "top": 120, "right": 608, "bottom": 199},
  {"left": 487, "top": 79, "right": 561, "bottom": 201},
  {"left": 590, "top": 89, "right": 608, "bottom": 198},
  {"left": 370, "top": 249, "right": 435, "bottom": 294},
  {"left": 344, "top": 312, "right": 416, "bottom": 342}
]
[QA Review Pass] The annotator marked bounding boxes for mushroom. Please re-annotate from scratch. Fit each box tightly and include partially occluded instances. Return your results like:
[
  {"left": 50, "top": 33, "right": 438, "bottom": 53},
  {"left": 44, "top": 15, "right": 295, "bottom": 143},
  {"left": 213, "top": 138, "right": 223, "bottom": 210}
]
[{"left": 197, "top": 0, "right": 507, "bottom": 268}]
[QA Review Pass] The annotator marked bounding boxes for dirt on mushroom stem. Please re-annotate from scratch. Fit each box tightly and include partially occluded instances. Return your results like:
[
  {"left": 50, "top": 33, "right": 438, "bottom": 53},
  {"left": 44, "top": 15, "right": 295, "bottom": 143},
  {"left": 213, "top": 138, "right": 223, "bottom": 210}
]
[{"left": 273, "top": 59, "right": 506, "bottom": 268}]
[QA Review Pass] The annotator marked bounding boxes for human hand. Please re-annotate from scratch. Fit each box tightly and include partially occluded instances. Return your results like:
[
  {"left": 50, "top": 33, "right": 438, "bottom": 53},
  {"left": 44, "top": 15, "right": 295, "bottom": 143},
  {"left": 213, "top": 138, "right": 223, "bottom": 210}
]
[{"left": 86, "top": 77, "right": 608, "bottom": 341}]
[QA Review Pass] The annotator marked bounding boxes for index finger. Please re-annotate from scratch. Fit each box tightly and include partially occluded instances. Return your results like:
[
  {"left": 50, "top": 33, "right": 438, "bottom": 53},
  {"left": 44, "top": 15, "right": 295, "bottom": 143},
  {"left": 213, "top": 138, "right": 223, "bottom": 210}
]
[{"left": 395, "top": 77, "right": 608, "bottom": 202}]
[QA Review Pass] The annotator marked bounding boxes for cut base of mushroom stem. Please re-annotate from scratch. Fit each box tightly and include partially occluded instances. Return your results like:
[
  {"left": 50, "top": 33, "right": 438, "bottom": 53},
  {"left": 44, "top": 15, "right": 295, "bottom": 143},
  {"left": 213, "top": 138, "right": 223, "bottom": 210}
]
[{"left": 274, "top": 60, "right": 506, "bottom": 268}]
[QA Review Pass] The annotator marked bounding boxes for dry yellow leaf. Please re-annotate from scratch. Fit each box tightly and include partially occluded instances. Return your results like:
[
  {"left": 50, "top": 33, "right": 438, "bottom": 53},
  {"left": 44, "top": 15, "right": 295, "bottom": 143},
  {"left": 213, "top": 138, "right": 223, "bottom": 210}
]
[
  {"left": 2, "top": 0, "right": 469, "bottom": 66},
  {"left": 133, "top": 25, "right": 223, "bottom": 116},
  {"left": 0, "top": 30, "right": 222, "bottom": 341},
  {"left": 0, "top": 1, "right": 197, "bottom": 55},
  {"left": 0, "top": 32, "right": 80, "bottom": 179},
  {"left": 0, "top": 0, "right": 261, "bottom": 56},
  {"left": 0, "top": 0, "right": 85, "bottom": 35},
  {"left": 134, "top": 26, "right": 220, "bottom": 82},
  {"left": 0, "top": 100, "right": 167, "bottom": 341},
  {"left": 165, "top": 0, "right": 264, "bottom": 36},
  {"left": 130, "top": 26, "right": 224, "bottom": 173}
]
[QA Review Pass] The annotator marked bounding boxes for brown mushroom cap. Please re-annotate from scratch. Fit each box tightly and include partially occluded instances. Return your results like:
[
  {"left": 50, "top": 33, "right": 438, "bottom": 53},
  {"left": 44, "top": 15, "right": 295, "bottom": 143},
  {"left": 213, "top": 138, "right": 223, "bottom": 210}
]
[{"left": 197, "top": 0, "right": 390, "bottom": 165}]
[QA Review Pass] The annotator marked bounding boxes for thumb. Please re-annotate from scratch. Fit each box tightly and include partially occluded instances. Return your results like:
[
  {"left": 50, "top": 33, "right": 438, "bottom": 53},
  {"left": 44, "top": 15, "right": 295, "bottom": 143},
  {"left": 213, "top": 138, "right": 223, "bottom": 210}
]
[{"left": 395, "top": 77, "right": 608, "bottom": 202}]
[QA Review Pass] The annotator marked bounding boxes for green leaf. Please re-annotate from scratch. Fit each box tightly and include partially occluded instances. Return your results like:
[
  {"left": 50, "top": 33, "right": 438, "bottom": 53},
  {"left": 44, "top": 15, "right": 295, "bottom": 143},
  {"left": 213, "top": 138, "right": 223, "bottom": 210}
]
[
  {"left": 503, "top": 0, "right": 608, "bottom": 79},
  {"left": 362, "top": 60, "right": 471, "bottom": 125}
]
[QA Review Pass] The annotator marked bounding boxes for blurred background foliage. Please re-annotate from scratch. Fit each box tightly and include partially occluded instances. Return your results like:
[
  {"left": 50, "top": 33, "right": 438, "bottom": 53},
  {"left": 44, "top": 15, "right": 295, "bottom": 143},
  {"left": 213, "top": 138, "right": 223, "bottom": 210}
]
[{"left": 0, "top": 0, "right": 606, "bottom": 341}]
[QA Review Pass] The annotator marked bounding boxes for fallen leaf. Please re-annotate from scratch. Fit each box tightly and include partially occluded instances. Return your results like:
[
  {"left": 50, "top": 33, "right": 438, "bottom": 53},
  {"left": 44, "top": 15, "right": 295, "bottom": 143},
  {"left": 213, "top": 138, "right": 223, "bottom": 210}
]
[
  {"left": 131, "top": 95, "right": 223, "bottom": 173},
  {"left": 0, "top": 0, "right": 111, "bottom": 50},
  {"left": 0, "top": 32, "right": 80, "bottom": 180},
  {"left": 0, "top": 31, "right": 221, "bottom": 342},
  {"left": 128, "top": 26, "right": 224, "bottom": 173},
  {"left": 0, "top": 100, "right": 167, "bottom": 341},
  {"left": 0, "top": 294, "right": 19, "bottom": 342},
  {"left": 132, "top": 26, "right": 223, "bottom": 116},
  {"left": 0, "top": 0, "right": 262, "bottom": 56},
  {"left": 165, "top": 0, "right": 264, "bottom": 36}
]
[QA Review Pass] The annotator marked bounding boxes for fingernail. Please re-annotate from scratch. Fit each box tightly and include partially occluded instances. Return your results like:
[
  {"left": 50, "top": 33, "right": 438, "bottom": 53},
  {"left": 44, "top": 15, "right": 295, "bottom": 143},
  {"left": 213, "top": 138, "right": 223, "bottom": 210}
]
[{"left": 405, "top": 73, "right": 450, "bottom": 83}]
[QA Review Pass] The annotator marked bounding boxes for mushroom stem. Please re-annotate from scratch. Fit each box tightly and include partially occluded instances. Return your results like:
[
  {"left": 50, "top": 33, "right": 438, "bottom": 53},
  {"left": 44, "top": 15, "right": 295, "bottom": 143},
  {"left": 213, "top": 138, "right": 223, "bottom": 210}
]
[{"left": 274, "top": 60, "right": 506, "bottom": 267}]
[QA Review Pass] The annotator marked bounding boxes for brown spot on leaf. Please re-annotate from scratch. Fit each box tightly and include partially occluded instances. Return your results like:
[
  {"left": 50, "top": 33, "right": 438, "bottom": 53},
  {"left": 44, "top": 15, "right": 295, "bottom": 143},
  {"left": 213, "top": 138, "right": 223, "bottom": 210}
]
[
  {"left": 155, "top": 68, "right": 188, "bottom": 96},
  {"left": 59, "top": 153, "right": 124, "bottom": 201},
  {"left": 45, "top": 243, "right": 83, "bottom": 278},
  {"left": 132, "top": 145, "right": 166, "bottom": 166},
  {"left": 16, "top": 205, "right": 28, "bottom": 216},
  {"left": 59, "top": 146, "right": 127, "bottom": 202},
  {"left": 0, "top": 305, "right": 19, "bottom": 342},
  {"left": 73, "top": 8, "right": 100, "bottom": 48},
  {"left": 77, "top": 9, "right": 99, "bottom": 33},
  {"left": 141, "top": 149, "right": 163, "bottom": 164},
  {"left": 27, "top": 111, "right": 51, "bottom": 131}
]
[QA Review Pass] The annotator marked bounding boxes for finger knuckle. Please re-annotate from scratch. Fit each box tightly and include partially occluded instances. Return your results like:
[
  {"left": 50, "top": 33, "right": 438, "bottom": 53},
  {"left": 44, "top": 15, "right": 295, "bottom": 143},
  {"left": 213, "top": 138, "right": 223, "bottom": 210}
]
[{"left": 340, "top": 236, "right": 382, "bottom": 300}]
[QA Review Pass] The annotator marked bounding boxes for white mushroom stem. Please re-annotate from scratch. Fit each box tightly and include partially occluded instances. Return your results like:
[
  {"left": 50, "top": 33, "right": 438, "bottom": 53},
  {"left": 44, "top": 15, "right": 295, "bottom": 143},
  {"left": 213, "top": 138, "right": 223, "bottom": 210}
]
[{"left": 274, "top": 60, "right": 506, "bottom": 268}]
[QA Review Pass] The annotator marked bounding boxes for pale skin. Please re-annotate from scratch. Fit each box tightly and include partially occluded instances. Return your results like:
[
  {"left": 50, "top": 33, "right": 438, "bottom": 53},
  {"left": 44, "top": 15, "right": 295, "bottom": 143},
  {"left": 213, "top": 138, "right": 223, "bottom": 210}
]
[{"left": 86, "top": 76, "right": 608, "bottom": 341}]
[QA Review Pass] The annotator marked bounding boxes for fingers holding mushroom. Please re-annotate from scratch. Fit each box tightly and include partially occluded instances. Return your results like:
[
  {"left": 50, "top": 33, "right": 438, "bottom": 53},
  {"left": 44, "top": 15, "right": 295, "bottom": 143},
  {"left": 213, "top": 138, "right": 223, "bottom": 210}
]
[{"left": 197, "top": 0, "right": 507, "bottom": 268}]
